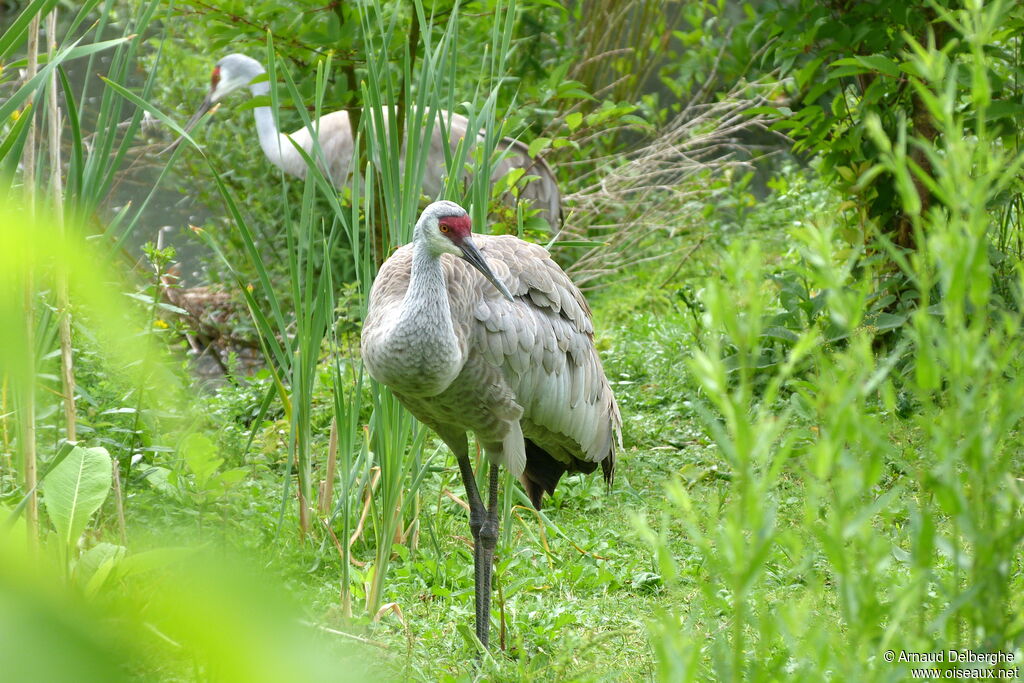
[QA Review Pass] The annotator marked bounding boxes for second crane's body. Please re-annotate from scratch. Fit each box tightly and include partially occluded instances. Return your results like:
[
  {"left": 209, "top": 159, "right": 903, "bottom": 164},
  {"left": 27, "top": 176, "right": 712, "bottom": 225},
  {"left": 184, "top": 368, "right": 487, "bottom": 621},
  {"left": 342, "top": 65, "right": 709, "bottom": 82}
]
[
  {"left": 176, "top": 54, "right": 561, "bottom": 227},
  {"left": 362, "top": 207, "right": 619, "bottom": 507}
]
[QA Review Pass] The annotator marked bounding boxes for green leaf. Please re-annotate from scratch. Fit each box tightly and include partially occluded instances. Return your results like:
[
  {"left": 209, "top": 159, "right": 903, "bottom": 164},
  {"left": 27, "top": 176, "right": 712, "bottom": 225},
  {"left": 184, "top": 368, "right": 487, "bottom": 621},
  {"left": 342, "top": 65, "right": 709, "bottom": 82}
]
[
  {"left": 215, "top": 468, "right": 249, "bottom": 487},
  {"left": 565, "top": 112, "right": 583, "bottom": 132},
  {"left": 0, "top": 37, "right": 132, "bottom": 125},
  {"left": 830, "top": 55, "right": 900, "bottom": 79},
  {"left": 988, "top": 100, "right": 1024, "bottom": 122},
  {"left": 0, "top": 102, "right": 34, "bottom": 164},
  {"left": 116, "top": 546, "right": 198, "bottom": 578},
  {"left": 856, "top": 55, "right": 901, "bottom": 79},
  {"left": 141, "top": 466, "right": 181, "bottom": 500},
  {"left": 527, "top": 136, "right": 551, "bottom": 158},
  {"left": 456, "top": 622, "right": 485, "bottom": 652},
  {"left": 76, "top": 542, "right": 127, "bottom": 596},
  {"left": 761, "top": 326, "right": 800, "bottom": 343},
  {"left": 829, "top": 64, "right": 871, "bottom": 79},
  {"left": 0, "top": 0, "right": 61, "bottom": 59},
  {"left": 181, "top": 433, "right": 222, "bottom": 489},
  {"left": 42, "top": 445, "right": 112, "bottom": 558},
  {"left": 870, "top": 312, "right": 907, "bottom": 332}
]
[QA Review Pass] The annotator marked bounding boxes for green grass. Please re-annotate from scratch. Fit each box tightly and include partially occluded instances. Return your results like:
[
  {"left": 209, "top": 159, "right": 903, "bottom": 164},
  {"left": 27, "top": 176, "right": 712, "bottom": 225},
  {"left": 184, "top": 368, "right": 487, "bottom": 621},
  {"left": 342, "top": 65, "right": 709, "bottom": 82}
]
[{"left": 102, "top": 291, "right": 709, "bottom": 680}]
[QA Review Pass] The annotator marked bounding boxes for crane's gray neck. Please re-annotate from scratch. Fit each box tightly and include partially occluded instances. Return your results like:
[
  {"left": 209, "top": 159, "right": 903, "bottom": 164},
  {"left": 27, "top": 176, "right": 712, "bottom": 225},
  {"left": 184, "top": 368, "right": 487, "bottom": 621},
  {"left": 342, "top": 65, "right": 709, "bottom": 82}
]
[
  {"left": 404, "top": 235, "right": 451, "bottom": 317},
  {"left": 249, "top": 78, "right": 288, "bottom": 170},
  {"left": 371, "top": 235, "right": 461, "bottom": 396}
]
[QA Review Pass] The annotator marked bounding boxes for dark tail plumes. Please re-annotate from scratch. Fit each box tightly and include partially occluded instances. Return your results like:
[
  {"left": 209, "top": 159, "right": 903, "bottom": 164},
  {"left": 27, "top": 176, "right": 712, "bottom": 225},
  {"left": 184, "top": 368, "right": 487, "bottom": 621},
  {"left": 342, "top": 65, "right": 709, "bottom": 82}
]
[
  {"left": 520, "top": 438, "right": 613, "bottom": 509},
  {"left": 521, "top": 439, "right": 568, "bottom": 509},
  {"left": 601, "top": 455, "right": 614, "bottom": 489}
]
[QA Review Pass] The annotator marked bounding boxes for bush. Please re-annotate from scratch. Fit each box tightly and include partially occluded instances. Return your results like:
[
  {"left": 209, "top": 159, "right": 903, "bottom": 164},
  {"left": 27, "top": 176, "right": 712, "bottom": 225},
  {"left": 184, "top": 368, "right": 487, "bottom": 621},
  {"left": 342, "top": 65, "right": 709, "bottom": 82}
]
[{"left": 639, "top": 10, "right": 1024, "bottom": 678}]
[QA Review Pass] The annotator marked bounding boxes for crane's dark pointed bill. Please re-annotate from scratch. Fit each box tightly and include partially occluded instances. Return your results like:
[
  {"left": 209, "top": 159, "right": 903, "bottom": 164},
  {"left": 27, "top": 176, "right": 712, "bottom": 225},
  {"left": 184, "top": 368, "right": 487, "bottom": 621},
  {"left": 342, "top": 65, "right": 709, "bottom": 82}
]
[
  {"left": 160, "top": 93, "right": 214, "bottom": 155},
  {"left": 458, "top": 236, "right": 515, "bottom": 302}
]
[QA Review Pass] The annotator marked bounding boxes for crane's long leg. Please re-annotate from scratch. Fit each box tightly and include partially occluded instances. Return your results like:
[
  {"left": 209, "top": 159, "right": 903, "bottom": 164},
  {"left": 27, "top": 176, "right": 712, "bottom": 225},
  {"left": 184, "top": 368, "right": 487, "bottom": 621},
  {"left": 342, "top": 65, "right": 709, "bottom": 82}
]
[
  {"left": 454, "top": 452, "right": 489, "bottom": 647},
  {"left": 476, "top": 463, "right": 501, "bottom": 648}
]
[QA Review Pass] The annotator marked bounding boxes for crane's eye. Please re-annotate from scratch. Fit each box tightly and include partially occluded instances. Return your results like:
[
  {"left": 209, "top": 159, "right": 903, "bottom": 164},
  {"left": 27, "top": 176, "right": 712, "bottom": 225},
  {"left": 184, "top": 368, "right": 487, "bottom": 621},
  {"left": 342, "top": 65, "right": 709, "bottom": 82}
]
[
  {"left": 211, "top": 66, "right": 221, "bottom": 89},
  {"left": 439, "top": 224, "right": 450, "bottom": 233}
]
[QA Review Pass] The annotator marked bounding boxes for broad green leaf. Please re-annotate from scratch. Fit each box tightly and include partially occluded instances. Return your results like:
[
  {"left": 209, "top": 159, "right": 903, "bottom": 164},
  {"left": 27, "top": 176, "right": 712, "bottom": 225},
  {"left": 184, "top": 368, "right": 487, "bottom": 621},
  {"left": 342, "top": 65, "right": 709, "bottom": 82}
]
[
  {"left": 76, "top": 542, "right": 127, "bottom": 596},
  {"left": 76, "top": 542, "right": 126, "bottom": 582},
  {"left": 141, "top": 466, "right": 181, "bottom": 501},
  {"left": 499, "top": 167, "right": 525, "bottom": 193},
  {"left": 115, "top": 546, "right": 198, "bottom": 578},
  {"left": 215, "top": 468, "right": 249, "bottom": 487},
  {"left": 42, "top": 445, "right": 112, "bottom": 555},
  {"left": 855, "top": 54, "right": 901, "bottom": 79},
  {"left": 181, "top": 433, "right": 222, "bottom": 488},
  {"left": 830, "top": 55, "right": 900, "bottom": 79},
  {"left": 527, "top": 136, "right": 551, "bottom": 158}
]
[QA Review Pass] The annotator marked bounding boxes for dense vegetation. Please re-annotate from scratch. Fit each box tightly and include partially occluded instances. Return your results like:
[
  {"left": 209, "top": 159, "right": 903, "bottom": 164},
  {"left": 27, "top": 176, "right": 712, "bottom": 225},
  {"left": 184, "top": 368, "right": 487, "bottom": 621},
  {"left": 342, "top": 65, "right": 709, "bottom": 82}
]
[{"left": 2, "top": 0, "right": 1024, "bottom": 680}]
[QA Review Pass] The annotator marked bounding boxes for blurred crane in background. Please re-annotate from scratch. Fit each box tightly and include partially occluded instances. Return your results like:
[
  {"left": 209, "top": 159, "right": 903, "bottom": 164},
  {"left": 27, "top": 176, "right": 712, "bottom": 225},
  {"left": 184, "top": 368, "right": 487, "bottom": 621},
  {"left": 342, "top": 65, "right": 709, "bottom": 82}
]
[{"left": 170, "top": 54, "right": 561, "bottom": 228}]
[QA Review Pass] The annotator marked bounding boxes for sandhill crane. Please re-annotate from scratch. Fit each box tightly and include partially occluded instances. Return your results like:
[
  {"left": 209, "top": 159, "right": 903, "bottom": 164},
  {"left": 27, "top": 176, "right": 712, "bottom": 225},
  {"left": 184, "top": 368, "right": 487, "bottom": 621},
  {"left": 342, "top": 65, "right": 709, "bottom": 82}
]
[
  {"left": 173, "top": 54, "right": 561, "bottom": 226},
  {"left": 361, "top": 200, "right": 620, "bottom": 648}
]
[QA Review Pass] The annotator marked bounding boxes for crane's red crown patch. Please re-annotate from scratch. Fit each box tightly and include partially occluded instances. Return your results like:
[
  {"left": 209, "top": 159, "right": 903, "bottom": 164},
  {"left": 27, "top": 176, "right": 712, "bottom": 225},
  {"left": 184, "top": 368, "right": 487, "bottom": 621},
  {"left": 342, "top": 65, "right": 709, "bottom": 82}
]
[{"left": 440, "top": 214, "right": 472, "bottom": 241}]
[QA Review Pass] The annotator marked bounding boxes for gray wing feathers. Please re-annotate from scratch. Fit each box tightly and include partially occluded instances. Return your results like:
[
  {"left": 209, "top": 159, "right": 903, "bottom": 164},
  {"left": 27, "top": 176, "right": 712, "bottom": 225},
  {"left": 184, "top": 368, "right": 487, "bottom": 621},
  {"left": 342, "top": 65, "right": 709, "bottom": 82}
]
[
  {"left": 465, "top": 235, "right": 619, "bottom": 465},
  {"left": 367, "top": 235, "right": 618, "bottom": 472}
]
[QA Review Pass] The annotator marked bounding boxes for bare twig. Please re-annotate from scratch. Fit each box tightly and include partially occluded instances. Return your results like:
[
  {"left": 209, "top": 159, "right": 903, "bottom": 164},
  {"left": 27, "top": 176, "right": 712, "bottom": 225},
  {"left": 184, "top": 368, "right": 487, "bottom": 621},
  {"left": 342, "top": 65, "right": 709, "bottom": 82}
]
[
  {"left": 300, "top": 620, "right": 390, "bottom": 649},
  {"left": 555, "top": 79, "right": 782, "bottom": 286}
]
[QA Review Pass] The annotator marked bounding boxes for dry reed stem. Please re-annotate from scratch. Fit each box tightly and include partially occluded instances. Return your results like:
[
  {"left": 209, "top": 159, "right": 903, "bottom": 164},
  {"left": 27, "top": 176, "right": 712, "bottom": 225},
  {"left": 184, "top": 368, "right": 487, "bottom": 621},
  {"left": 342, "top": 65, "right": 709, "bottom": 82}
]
[
  {"left": 443, "top": 489, "right": 470, "bottom": 512},
  {"left": 318, "top": 417, "right": 339, "bottom": 515},
  {"left": 348, "top": 466, "right": 382, "bottom": 549},
  {"left": 111, "top": 459, "right": 127, "bottom": 544},
  {"left": 373, "top": 601, "right": 407, "bottom": 626},
  {"left": 21, "top": 11, "right": 41, "bottom": 542},
  {"left": 47, "top": 9, "right": 77, "bottom": 443},
  {"left": 301, "top": 621, "right": 390, "bottom": 649}
]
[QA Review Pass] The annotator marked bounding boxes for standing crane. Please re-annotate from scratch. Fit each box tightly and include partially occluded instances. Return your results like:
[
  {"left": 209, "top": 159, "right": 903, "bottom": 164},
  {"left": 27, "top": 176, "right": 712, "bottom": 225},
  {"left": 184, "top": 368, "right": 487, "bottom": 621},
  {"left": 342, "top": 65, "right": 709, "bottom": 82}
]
[
  {"left": 361, "top": 200, "right": 620, "bottom": 649},
  {"left": 172, "top": 54, "right": 561, "bottom": 226}
]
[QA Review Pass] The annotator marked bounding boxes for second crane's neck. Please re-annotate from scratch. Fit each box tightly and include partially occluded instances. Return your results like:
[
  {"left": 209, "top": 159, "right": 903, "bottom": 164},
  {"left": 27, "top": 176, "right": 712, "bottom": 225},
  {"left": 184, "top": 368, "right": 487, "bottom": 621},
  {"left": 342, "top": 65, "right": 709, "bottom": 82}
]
[{"left": 248, "top": 77, "right": 289, "bottom": 171}]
